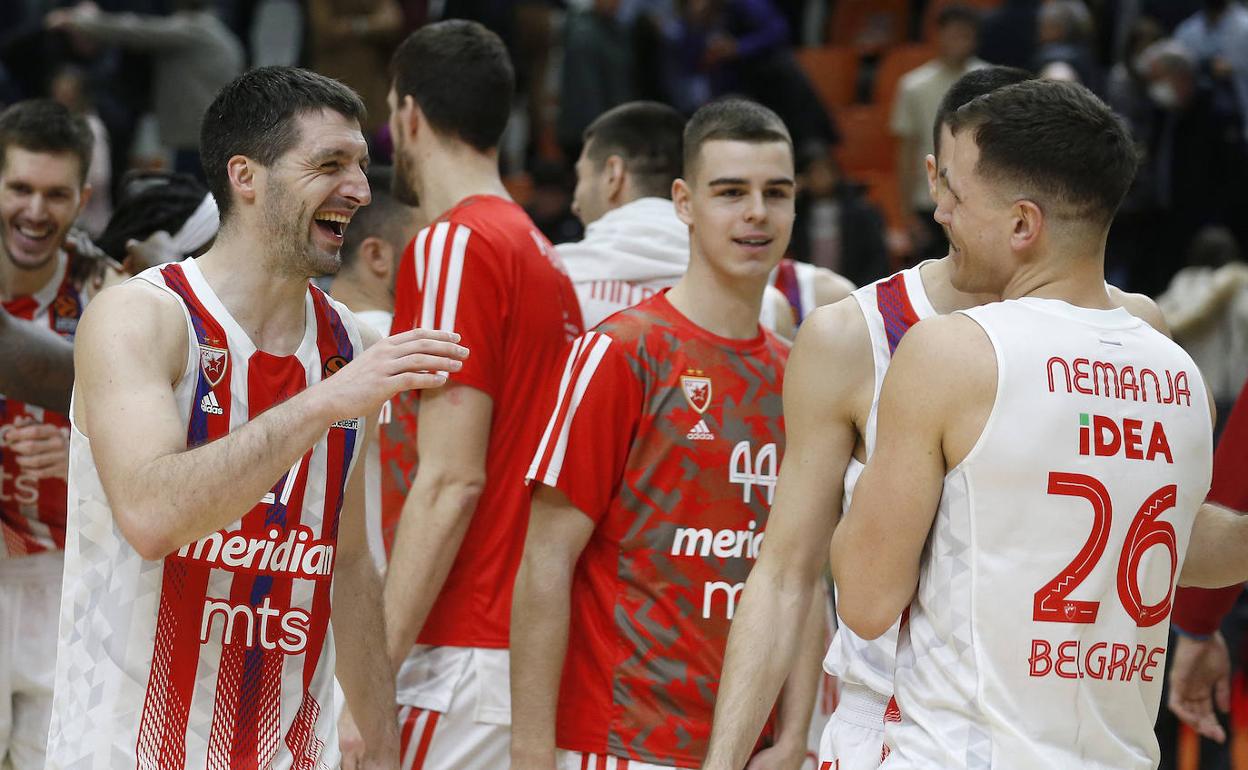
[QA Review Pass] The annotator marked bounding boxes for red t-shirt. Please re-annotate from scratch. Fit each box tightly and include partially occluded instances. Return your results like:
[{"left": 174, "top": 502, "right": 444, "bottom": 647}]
[
  {"left": 1, "top": 253, "right": 84, "bottom": 557},
  {"left": 384, "top": 195, "right": 583, "bottom": 648},
  {"left": 528, "top": 292, "right": 788, "bottom": 768}
]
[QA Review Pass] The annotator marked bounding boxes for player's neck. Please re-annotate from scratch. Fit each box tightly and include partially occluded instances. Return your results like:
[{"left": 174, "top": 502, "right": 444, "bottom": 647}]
[
  {"left": 415, "top": 145, "right": 510, "bottom": 222},
  {"left": 921, "top": 257, "right": 997, "bottom": 313},
  {"left": 667, "top": 262, "right": 766, "bottom": 340},
  {"left": 329, "top": 272, "right": 391, "bottom": 316},
  {"left": 0, "top": 246, "right": 63, "bottom": 299},
  {"left": 193, "top": 237, "right": 313, "bottom": 355},
  {"left": 1001, "top": 257, "right": 1116, "bottom": 309}
]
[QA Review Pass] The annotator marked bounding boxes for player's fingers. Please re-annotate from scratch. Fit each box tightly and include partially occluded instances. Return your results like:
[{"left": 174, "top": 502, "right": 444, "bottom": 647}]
[
  {"left": 388, "top": 328, "right": 461, "bottom": 346},
  {"left": 9, "top": 436, "right": 64, "bottom": 456},
  {"left": 1216, "top": 675, "right": 1232, "bottom": 713},
  {"left": 1171, "top": 698, "right": 1225, "bottom": 743},
  {"left": 392, "top": 352, "right": 465, "bottom": 375},
  {"left": 397, "top": 371, "right": 450, "bottom": 391},
  {"left": 15, "top": 451, "right": 64, "bottom": 470},
  {"left": 387, "top": 338, "right": 469, "bottom": 363}
]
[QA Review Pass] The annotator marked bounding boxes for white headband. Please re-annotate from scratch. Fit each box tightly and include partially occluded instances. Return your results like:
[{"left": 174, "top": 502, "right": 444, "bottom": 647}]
[{"left": 170, "top": 193, "right": 219, "bottom": 256}]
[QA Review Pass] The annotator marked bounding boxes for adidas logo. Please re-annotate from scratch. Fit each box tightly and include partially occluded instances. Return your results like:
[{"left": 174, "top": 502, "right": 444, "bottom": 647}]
[
  {"left": 200, "top": 391, "right": 224, "bottom": 416},
  {"left": 686, "top": 418, "right": 714, "bottom": 441}
]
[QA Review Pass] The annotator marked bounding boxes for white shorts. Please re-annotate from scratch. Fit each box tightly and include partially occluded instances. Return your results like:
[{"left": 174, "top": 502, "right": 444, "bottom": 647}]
[
  {"left": 817, "top": 684, "right": 889, "bottom": 770},
  {"left": 394, "top": 646, "right": 509, "bottom": 770},
  {"left": 557, "top": 750, "right": 676, "bottom": 770},
  {"left": 0, "top": 552, "right": 62, "bottom": 770}
]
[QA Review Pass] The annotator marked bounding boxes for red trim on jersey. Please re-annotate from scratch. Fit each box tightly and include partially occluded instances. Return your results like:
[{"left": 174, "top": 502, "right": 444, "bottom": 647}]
[
  {"left": 530, "top": 333, "right": 604, "bottom": 484},
  {"left": 875, "top": 273, "right": 921, "bottom": 355},
  {"left": 412, "top": 711, "right": 440, "bottom": 770},
  {"left": 138, "top": 263, "right": 233, "bottom": 770}
]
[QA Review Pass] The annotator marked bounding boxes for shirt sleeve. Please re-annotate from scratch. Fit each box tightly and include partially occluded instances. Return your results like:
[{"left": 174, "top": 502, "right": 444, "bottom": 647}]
[
  {"left": 390, "top": 221, "right": 507, "bottom": 398},
  {"left": 1170, "top": 375, "right": 1248, "bottom": 635},
  {"left": 525, "top": 331, "right": 641, "bottom": 524}
]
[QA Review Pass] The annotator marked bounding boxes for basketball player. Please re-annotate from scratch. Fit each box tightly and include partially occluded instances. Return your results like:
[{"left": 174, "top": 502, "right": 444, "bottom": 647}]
[
  {"left": 382, "top": 20, "right": 584, "bottom": 770},
  {"left": 831, "top": 79, "right": 1230, "bottom": 768},
  {"left": 45, "top": 67, "right": 467, "bottom": 770},
  {"left": 702, "top": 66, "right": 1170, "bottom": 770},
  {"left": 0, "top": 99, "right": 93, "bottom": 770},
  {"left": 511, "top": 99, "right": 821, "bottom": 770}
]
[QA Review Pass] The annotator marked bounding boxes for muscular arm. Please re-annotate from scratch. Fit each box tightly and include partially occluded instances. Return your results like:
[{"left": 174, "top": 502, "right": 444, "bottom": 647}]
[
  {"left": 812, "top": 268, "right": 855, "bottom": 309},
  {"left": 382, "top": 383, "right": 491, "bottom": 669},
  {"left": 0, "top": 306, "right": 74, "bottom": 413},
  {"left": 75, "top": 282, "right": 465, "bottom": 560},
  {"left": 830, "top": 315, "right": 995, "bottom": 639},
  {"left": 509, "top": 485, "right": 595, "bottom": 769},
  {"left": 334, "top": 411, "right": 401, "bottom": 766},
  {"left": 703, "top": 302, "right": 867, "bottom": 770},
  {"left": 761, "top": 581, "right": 829, "bottom": 769},
  {"left": 1179, "top": 503, "right": 1248, "bottom": 588}
]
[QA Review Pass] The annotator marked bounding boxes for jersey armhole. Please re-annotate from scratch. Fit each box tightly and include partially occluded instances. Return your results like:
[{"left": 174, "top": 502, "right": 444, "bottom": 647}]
[
  {"left": 945, "top": 309, "right": 1005, "bottom": 480},
  {"left": 129, "top": 272, "right": 197, "bottom": 387}
]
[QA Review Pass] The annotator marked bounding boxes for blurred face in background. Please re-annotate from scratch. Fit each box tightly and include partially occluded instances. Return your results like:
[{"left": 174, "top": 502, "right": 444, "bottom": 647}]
[{"left": 0, "top": 147, "right": 87, "bottom": 274}]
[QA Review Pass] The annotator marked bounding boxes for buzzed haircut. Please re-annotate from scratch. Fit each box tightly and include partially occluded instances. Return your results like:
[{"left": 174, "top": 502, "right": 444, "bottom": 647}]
[
  {"left": 583, "top": 102, "right": 685, "bottom": 200},
  {"left": 341, "top": 166, "right": 414, "bottom": 268},
  {"left": 0, "top": 99, "right": 93, "bottom": 184},
  {"left": 390, "top": 20, "right": 514, "bottom": 152},
  {"left": 201, "top": 66, "right": 365, "bottom": 222},
  {"left": 948, "top": 80, "right": 1137, "bottom": 228},
  {"left": 682, "top": 98, "right": 792, "bottom": 179},
  {"left": 933, "top": 66, "right": 1034, "bottom": 154}
]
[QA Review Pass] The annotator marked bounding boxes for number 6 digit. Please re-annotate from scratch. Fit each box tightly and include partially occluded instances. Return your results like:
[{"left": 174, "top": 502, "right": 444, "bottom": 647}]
[{"left": 1117, "top": 485, "right": 1179, "bottom": 628}]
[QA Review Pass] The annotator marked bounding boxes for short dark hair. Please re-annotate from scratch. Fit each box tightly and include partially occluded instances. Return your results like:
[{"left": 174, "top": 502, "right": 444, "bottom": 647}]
[
  {"left": 341, "top": 167, "right": 414, "bottom": 268},
  {"left": 96, "top": 171, "right": 212, "bottom": 261},
  {"left": 948, "top": 80, "right": 1137, "bottom": 227},
  {"left": 683, "top": 98, "right": 792, "bottom": 178},
  {"left": 583, "top": 101, "right": 685, "bottom": 199},
  {"left": 390, "top": 20, "right": 514, "bottom": 152},
  {"left": 200, "top": 67, "right": 365, "bottom": 222},
  {"left": 933, "top": 66, "right": 1034, "bottom": 154},
  {"left": 0, "top": 99, "right": 93, "bottom": 184},
  {"left": 937, "top": 5, "right": 981, "bottom": 29}
]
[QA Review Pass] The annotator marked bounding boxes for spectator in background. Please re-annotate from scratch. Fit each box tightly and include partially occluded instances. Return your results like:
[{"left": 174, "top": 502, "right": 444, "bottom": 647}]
[
  {"left": 308, "top": 0, "right": 404, "bottom": 139},
  {"left": 48, "top": 65, "right": 110, "bottom": 237},
  {"left": 976, "top": 0, "right": 1039, "bottom": 70},
  {"left": 556, "top": 0, "right": 635, "bottom": 159},
  {"left": 1175, "top": 0, "right": 1248, "bottom": 140},
  {"left": 666, "top": 0, "right": 838, "bottom": 151},
  {"left": 1035, "top": 0, "right": 1104, "bottom": 91},
  {"left": 891, "top": 5, "right": 983, "bottom": 264},
  {"left": 93, "top": 171, "right": 218, "bottom": 276},
  {"left": 44, "top": 0, "right": 244, "bottom": 179},
  {"left": 790, "top": 143, "right": 888, "bottom": 289},
  {"left": 1158, "top": 226, "right": 1248, "bottom": 424}
]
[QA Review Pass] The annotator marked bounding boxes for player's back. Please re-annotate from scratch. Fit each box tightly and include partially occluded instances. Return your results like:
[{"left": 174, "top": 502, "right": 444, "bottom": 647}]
[{"left": 886, "top": 298, "right": 1213, "bottom": 769}]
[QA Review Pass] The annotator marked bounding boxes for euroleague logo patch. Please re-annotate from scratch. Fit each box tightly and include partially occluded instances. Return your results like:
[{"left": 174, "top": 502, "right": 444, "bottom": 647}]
[{"left": 324, "top": 355, "right": 348, "bottom": 376}]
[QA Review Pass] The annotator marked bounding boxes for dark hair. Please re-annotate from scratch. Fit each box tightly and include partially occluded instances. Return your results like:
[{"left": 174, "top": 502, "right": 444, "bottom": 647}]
[
  {"left": 683, "top": 98, "right": 792, "bottom": 178},
  {"left": 933, "top": 66, "right": 1034, "bottom": 153},
  {"left": 390, "top": 20, "right": 514, "bottom": 152},
  {"left": 341, "top": 167, "right": 414, "bottom": 268},
  {"left": 937, "top": 5, "right": 980, "bottom": 29},
  {"left": 0, "top": 99, "right": 93, "bottom": 183},
  {"left": 583, "top": 101, "right": 685, "bottom": 199},
  {"left": 96, "top": 172, "right": 212, "bottom": 262},
  {"left": 948, "top": 80, "right": 1137, "bottom": 227},
  {"left": 200, "top": 67, "right": 365, "bottom": 222}
]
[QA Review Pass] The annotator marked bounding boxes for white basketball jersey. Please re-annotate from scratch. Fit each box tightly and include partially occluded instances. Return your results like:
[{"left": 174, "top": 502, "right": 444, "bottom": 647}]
[
  {"left": 823, "top": 263, "right": 937, "bottom": 697},
  {"left": 884, "top": 298, "right": 1212, "bottom": 769},
  {"left": 47, "top": 260, "right": 365, "bottom": 770}
]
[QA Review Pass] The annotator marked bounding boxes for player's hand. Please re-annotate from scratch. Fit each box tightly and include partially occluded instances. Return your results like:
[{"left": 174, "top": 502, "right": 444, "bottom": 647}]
[
  {"left": 1167, "top": 631, "right": 1231, "bottom": 743},
  {"left": 338, "top": 709, "right": 365, "bottom": 769},
  {"left": 6, "top": 423, "right": 70, "bottom": 480},
  {"left": 744, "top": 738, "right": 807, "bottom": 770},
  {"left": 315, "top": 329, "right": 468, "bottom": 423}
]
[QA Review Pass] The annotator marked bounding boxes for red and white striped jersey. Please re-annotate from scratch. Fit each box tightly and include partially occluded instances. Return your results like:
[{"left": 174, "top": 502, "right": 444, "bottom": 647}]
[
  {"left": 823, "top": 263, "right": 936, "bottom": 698},
  {"left": 0, "top": 251, "right": 86, "bottom": 557},
  {"left": 884, "top": 299, "right": 1212, "bottom": 769},
  {"left": 47, "top": 259, "right": 365, "bottom": 770}
]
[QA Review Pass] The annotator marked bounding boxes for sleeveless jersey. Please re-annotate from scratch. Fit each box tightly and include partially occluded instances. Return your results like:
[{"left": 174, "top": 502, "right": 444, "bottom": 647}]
[
  {"left": 47, "top": 259, "right": 365, "bottom": 770},
  {"left": 0, "top": 251, "right": 86, "bottom": 557},
  {"left": 884, "top": 298, "right": 1212, "bottom": 769},
  {"left": 823, "top": 264, "right": 936, "bottom": 698}
]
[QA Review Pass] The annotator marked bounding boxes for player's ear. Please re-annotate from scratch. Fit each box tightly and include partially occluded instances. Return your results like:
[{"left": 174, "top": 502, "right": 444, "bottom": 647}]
[
  {"left": 362, "top": 237, "right": 392, "bottom": 279},
  {"left": 605, "top": 155, "right": 626, "bottom": 203},
  {"left": 672, "top": 178, "right": 694, "bottom": 227},
  {"left": 227, "top": 155, "right": 257, "bottom": 207},
  {"left": 924, "top": 154, "right": 938, "bottom": 201},
  {"left": 1011, "top": 199, "right": 1043, "bottom": 252}
]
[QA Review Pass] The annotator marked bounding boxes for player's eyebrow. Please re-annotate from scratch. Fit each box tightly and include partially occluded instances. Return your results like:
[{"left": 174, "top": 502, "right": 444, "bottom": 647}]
[
  {"left": 311, "top": 147, "right": 369, "bottom": 166},
  {"left": 707, "top": 177, "right": 796, "bottom": 187}
]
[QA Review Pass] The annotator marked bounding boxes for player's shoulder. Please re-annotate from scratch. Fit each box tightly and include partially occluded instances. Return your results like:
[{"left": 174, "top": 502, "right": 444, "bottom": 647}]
[
  {"left": 1107, "top": 284, "right": 1171, "bottom": 338},
  {"left": 896, "top": 312, "right": 994, "bottom": 374},
  {"left": 812, "top": 266, "right": 856, "bottom": 306},
  {"left": 787, "top": 296, "right": 873, "bottom": 390},
  {"left": 76, "top": 276, "right": 189, "bottom": 376}
]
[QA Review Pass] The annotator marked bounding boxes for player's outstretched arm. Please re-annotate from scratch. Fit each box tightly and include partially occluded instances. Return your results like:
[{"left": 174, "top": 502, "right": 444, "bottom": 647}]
[
  {"left": 75, "top": 282, "right": 467, "bottom": 561},
  {"left": 333, "top": 397, "right": 401, "bottom": 769},
  {"left": 510, "top": 485, "right": 595, "bottom": 770},
  {"left": 382, "top": 383, "right": 492, "bottom": 670},
  {"left": 1178, "top": 503, "right": 1248, "bottom": 588},
  {"left": 831, "top": 315, "right": 995, "bottom": 639},
  {"left": 0, "top": 305, "right": 74, "bottom": 413},
  {"left": 704, "top": 301, "right": 867, "bottom": 770}
]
